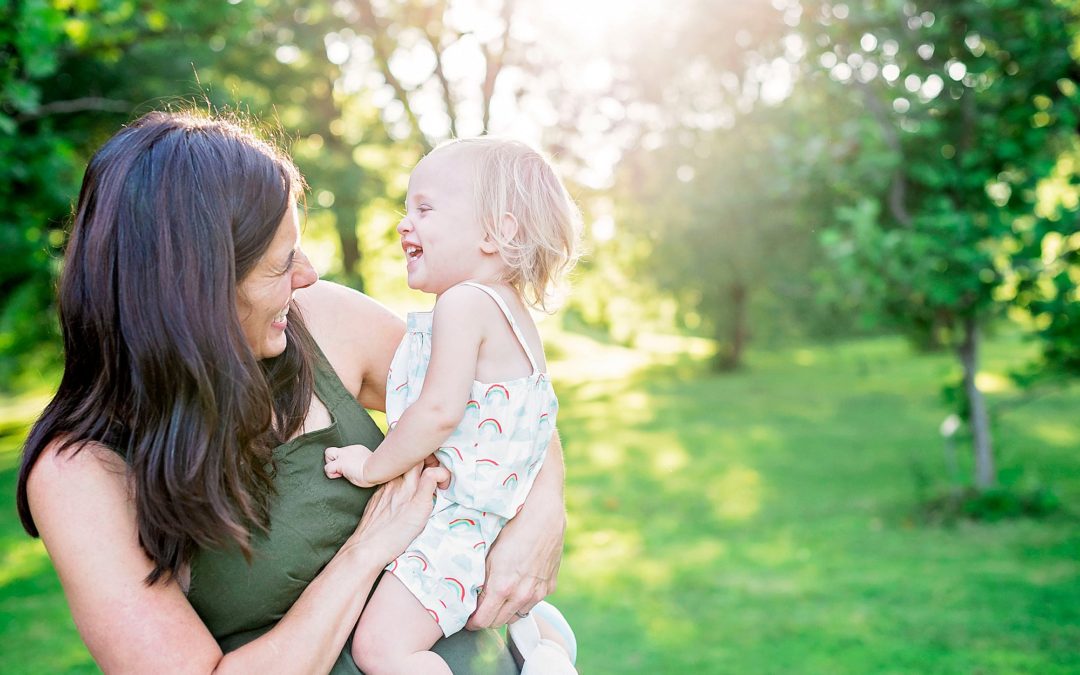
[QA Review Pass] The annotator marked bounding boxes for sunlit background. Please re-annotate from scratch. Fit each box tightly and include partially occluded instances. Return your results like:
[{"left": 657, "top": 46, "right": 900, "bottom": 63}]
[{"left": 2, "top": 0, "right": 1079, "bottom": 672}]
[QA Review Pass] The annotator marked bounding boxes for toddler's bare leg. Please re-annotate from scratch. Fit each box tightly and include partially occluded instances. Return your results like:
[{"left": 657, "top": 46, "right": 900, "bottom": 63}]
[{"left": 352, "top": 573, "right": 452, "bottom": 675}]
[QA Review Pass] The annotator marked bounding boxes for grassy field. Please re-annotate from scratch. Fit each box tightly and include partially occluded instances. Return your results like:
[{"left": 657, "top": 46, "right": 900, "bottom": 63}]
[{"left": 1, "top": 330, "right": 1078, "bottom": 673}]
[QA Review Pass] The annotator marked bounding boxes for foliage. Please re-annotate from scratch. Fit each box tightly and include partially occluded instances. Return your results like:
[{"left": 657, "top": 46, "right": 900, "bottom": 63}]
[
  {"left": 809, "top": 0, "right": 1079, "bottom": 344},
  {"left": 0, "top": 1, "right": 77, "bottom": 387},
  {"left": 616, "top": 106, "right": 822, "bottom": 370},
  {"left": 0, "top": 0, "right": 408, "bottom": 386},
  {"left": 804, "top": 0, "right": 1080, "bottom": 487}
]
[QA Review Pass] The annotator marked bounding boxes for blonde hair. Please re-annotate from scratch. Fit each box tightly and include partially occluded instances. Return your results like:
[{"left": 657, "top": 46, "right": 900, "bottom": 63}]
[{"left": 433, "top": 137, "right": 581, "bottom": 311}]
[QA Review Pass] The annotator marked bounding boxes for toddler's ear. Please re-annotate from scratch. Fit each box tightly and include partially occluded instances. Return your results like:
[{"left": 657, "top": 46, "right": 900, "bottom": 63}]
[{"left": 481, "top": 212, "right": 519, "bottom": 254}]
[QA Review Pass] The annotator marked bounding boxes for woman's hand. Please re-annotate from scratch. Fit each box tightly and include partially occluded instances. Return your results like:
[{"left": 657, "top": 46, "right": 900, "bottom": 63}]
[
  {"left": 342, "top": 462, "right": 449, "bottom": 566},
  {"left": 465, "top": 496, "right": 565, "bottom": 630}
]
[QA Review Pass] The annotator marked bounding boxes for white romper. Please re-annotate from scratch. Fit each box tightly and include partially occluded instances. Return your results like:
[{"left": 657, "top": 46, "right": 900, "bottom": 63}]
[{"left": 384, "top": 282, "right": 559, "bottom": 636}]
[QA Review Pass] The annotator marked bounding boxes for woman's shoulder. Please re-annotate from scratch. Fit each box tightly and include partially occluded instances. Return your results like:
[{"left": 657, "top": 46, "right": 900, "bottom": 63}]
[
  {"left": 27, "top": 438, "right": 129, "bottom": 500},
  {"left": 294, "top": 280, "right": 405, "bottom": 402},
  {"left": 25, "top": 437, "right": 133, "bottom": 543}
]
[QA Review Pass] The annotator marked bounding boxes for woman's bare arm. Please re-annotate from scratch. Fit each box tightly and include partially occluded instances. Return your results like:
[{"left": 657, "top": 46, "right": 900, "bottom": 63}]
[{"left": 28, "top": 440, "right": 445, "bottom": 674}]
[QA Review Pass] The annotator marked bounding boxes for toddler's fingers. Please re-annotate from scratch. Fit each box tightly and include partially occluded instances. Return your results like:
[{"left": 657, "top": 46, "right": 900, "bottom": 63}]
[
  {"left": 418, "top": 465, "right": 450, "bottom": 497},
  {"left": 324, "top": 460, "right": 342, "bottom": 479},
  {"left": 324, "top": 447, "right": 339, "bottom": 463},
  {"left": 420, "top": 454, "right": 450, "bottom": 489}
]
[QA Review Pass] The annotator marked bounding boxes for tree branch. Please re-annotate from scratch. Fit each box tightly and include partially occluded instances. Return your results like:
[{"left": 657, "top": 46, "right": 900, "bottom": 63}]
[
  {"left": 857, "top": 80, "right": 912, "bottom": 227},
  {"left": 351, "top": 0, "right": 432, "bottom": 153},
  {"left": 480, "top": 0, "right": 516, "bottom": 132},
  {"left": 16, "top": 97, "right": 131, "bottom": 121},
  {"left": 420, "top": 0, "right": 459, "bottom": 138}
]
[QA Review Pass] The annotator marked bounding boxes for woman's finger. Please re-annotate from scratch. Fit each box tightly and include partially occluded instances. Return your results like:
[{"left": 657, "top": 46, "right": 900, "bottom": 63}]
[{"left": 469, "top": 576, "right": 516, "bottom": 629}]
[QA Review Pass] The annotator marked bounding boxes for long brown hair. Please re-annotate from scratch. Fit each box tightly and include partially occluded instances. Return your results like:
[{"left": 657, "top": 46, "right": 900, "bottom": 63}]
[{"left": 16, "top": 111, "right": 316, "bottom": 583}]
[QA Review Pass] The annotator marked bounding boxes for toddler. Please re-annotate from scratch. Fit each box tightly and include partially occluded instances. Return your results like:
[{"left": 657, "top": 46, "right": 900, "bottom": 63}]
[{"left": 324, "top": 137, "right": 580, "bottom": 674}]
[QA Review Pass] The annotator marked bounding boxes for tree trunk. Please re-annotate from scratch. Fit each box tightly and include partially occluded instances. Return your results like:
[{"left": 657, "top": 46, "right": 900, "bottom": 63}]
[
  {"left": 336, "top": 206, "right": 364, "bottom": 293},
  {"left": 957, "top": 315, "right": 995, "bottom": 489},
  {"left": 715, "top": 282, "right": 747, "bottom": 371}
]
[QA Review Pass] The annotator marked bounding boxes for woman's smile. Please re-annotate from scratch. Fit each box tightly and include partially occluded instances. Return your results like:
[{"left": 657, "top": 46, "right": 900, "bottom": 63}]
[
  {"left": 237, "top": 203, "right": 318, "bottom": 358},
  {"left": 272, "top": 303, "right": 290, "bottom": 329}
]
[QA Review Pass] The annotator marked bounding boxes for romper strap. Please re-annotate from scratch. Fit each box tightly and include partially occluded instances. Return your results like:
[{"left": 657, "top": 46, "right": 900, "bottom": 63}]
[{"left": 457, "top": 281, "right": 540, "bottom": 374}]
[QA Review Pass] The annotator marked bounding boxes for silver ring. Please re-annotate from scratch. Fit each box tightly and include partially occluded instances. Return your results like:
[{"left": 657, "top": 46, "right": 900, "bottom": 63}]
[{"left": 515, "top": 611, "right": 530, "bottom": 618}]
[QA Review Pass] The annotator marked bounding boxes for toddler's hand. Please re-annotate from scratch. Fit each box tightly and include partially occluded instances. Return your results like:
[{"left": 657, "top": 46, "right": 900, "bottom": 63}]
[
  {"left": 423, "top": 453, "right": 452, "bottom": 490},
  {"left": 324, "top": 444, "right": 377, "bottom": 487}
]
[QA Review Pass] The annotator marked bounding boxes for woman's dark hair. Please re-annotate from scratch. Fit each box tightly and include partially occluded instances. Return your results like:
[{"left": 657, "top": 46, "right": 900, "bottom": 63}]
[{"left": 16, "top": 110, "right": 317, "bottom": 583}]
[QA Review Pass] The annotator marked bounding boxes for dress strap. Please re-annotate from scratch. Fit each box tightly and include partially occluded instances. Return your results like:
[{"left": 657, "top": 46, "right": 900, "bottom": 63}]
[{"left": 457, "top": 281, "right": 540, "bottom": 374}]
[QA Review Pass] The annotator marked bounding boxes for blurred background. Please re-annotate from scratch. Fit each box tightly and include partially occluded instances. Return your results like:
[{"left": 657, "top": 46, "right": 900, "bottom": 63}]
[{"left": 1, "top": 0, "right": 1079, "bottom": 672}]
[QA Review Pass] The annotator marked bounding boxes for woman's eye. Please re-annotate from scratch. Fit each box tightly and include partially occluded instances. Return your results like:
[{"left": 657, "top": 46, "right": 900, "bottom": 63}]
[{"left": 280, "top": 253, "right": 295, "bottom": 274}]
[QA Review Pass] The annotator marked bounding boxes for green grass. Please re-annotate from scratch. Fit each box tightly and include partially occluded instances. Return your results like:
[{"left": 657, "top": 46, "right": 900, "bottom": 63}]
[
  {"left": 547, "top": 331, "right": 1080, "bottom": 674},
  {"left": 1, "top": 332, "right": 1078, "bottom": 673}
]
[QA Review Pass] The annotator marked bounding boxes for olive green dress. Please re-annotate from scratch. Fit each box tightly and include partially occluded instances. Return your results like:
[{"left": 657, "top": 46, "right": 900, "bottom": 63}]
[{"left": 185, "top": 351, "right": 517, "bottom": 674}]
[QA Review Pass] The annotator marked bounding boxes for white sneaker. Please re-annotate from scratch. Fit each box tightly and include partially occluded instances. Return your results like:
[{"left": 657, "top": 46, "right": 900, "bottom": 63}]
[
  {"left": 508, "top": 605, "right": 577, "bottom": 675},
  {"left": 530, "top": 600, "right": 577, "bottom": 665}
]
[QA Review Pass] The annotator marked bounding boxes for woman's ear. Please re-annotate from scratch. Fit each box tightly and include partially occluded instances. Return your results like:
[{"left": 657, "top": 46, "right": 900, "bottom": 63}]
[{"left": 481, "top": 212, "right": 519, "bottom": 254}]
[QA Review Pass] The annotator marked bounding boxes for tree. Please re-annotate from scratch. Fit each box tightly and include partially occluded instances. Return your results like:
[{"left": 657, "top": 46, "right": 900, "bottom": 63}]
[
  {"left": 616, "top": 104, "right": 820, "bottom": 370},
  {"left": 806, "top": 0, "right": 1080, "bottom": 488},
  {"left": 0, "top": 0, "right": 278, "bottom": 386}
]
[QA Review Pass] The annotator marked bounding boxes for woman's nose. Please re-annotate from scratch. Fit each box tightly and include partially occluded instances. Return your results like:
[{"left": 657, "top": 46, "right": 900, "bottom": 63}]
[{"left": 293, "top": 250, "right": 319, "bottom": 289}]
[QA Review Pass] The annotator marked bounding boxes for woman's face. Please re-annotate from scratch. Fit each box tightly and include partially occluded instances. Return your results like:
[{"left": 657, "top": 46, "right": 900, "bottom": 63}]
[{"left": 236, "top": 202, "right": 318, "bottom": 359}]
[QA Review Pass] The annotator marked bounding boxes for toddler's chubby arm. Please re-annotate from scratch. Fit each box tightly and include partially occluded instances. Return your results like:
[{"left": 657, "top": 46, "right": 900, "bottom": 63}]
[{"left": 324, "top": 285, "right": 487, "bottom": 487}]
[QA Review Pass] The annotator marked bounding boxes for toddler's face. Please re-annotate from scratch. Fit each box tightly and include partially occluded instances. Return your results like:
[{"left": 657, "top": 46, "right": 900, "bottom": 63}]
[{"left": 398, "top": 147, "right": 489, "bottom": 295}]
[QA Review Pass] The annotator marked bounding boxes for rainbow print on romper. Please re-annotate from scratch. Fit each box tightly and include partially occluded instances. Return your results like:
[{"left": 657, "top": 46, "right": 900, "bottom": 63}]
[
  {"left": 449, "top": 518, "right": 477, "bottom": 531},
  {"left": 473, "top": 541, "right": 487, "bottom": 551},
  {"left": 427, "top": 608, "right": 440, "bottom": 624},
  {"left": 464, "top": 399, "right": 481, "bottom": 414},
  {"left": 406, "top": 550, "right": 430, "bottom": 571},
  {"left": 502, "top": 472, "right": 519, "bottom": 489},
  {"left": 485, "top": 384, "right": 510, "bottom": 403},
  {"left": 478, "top": 418, "right": 503, "bottom": 435},
  {"left": 476, "top": 458, "right": 500, "bottom": 469},
  {"left": 439, "top": 446, "right": 464, "bottom": 461},
  {"left": 443, "top": 577, "right": 466, "bottom": 602}
]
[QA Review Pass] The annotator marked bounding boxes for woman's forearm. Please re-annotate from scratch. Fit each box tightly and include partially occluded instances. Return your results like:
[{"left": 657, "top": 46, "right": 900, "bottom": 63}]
[
  {"left": 213, "top": 544, "right": 383, "bottom": 674},
  {"left": 214, "top": 465, "right": 447, "bottom": 673},
  {"left": 528, "top": 431, "right": 566, "bottom": 509}
]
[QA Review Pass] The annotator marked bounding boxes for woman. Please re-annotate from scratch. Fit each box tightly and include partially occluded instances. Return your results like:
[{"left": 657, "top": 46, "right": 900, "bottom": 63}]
[{"left": 15, "top": 111, "right": 567, "bottom": 673}]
